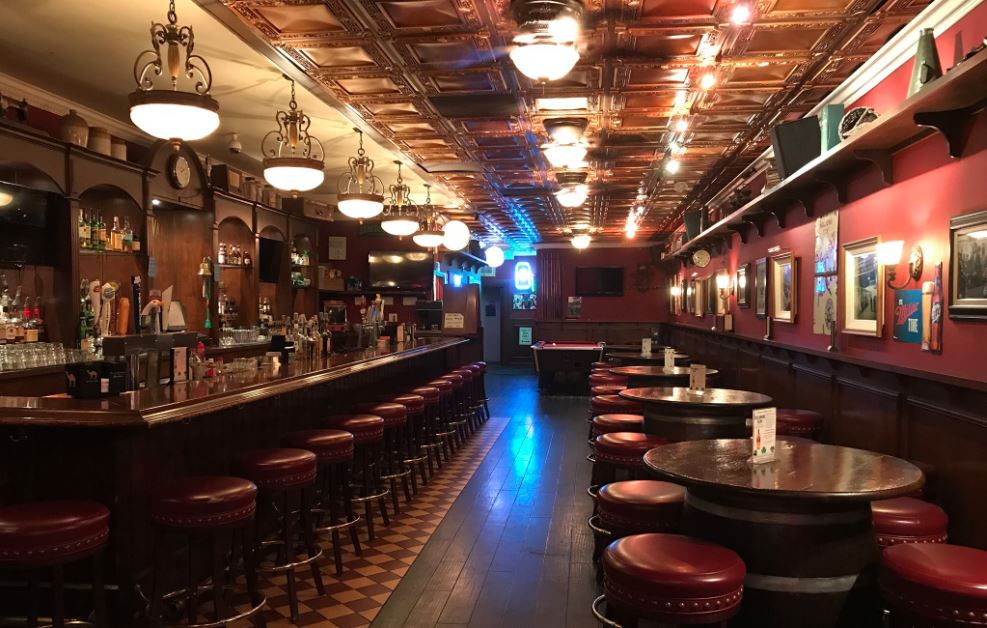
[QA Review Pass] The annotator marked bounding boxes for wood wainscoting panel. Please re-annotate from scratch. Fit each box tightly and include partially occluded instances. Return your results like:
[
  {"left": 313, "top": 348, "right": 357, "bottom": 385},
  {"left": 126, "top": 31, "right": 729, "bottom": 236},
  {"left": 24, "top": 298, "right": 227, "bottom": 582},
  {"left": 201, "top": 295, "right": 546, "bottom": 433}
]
[{"left": 833, "top": 376, "right": 900, "bottom": 454}]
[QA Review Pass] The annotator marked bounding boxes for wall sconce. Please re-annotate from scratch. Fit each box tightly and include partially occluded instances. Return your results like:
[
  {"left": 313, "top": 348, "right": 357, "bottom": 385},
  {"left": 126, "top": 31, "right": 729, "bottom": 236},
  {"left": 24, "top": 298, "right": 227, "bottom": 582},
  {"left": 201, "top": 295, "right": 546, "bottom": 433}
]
[
  {"left": 670, "top": 285, "right": 682, "bottom": 297},
  {"left": 877, "top": 240, "right": 924, "bottom": 289}
]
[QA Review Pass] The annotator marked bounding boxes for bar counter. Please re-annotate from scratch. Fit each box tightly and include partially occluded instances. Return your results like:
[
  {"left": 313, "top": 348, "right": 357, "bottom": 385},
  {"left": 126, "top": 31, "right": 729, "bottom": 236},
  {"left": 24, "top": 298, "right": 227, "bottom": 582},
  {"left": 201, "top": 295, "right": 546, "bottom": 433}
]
[{"left": 0, "top": 336, "right": 474, "bottom": 625}]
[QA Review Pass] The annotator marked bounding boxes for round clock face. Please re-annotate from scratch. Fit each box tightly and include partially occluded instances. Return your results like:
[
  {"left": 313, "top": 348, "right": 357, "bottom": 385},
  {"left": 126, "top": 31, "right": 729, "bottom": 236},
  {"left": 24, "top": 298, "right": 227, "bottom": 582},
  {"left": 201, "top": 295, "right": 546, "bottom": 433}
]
[
  {"left": 692, "top": 249, "right": 711, "bottom": 268},
  {"left": 168, "top": 155, "right": 192, "bottom": 189}
]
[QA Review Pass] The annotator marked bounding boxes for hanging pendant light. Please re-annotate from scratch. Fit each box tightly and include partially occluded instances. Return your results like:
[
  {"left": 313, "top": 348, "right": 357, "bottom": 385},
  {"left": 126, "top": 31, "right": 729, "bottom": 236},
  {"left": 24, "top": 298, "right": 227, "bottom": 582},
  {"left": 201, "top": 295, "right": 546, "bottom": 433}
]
[
  {"left": 571, "top": 233, "right": 591, "bottom": 249},
  {"left": 510, "top": 0, "right": 583, "bottom": 81},
  {"left": 485, "top": 245, "right": 505, "bottom": 268},
  {"left": 129, "top": 0, "right": 220, "bottom": 145},
  {"left": 336, "top": 129, "right": 385, "bottom": 220},
  {"left": 413, "top": 185, "right": 445, "bottom": 248},
  {"left": 381, "top": 162, "right": 420, "bottom": 237},
  {"left": 261, "top": 77, "right": 325, "bottom": 195},
  {"left": 442, "top": 219, "right": 471, "bottom": 251},
  {"left": 555, "top": 171, "right": 589, "bottom": 208}
]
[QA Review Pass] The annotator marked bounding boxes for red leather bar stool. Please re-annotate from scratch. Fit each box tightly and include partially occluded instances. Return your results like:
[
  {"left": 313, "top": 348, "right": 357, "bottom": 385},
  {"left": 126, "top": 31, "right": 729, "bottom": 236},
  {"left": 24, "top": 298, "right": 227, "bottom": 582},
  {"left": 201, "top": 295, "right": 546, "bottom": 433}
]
[
  {"left": 0, "top": 500, "right": 110, "bottom": 628},
  {"left": 324, "top": 414, "right": 390, "bottom": 541},
  {"left": 468, "top": 361, "right": 491, "bottom": 421},
  {"left": 588, "top": 480, "right": 685, "bottom": 562},
  {"left": 589, "top": 432, "right": 668, "bottom": 501},
  {"left": 405, "top": 385, "right": 445, "bottom": 473},
  {"left": 438, "top": 372, "right": 469, "bottom": 447},
  {"left": 879, "top": 543, "right": 987, "bottom": 627},
  {"left": 589, "top": 414, "right": 644, "bottom": 448},
  {"left": 589, "top": 373, "right": 628, "bottom": 388},
  {"left": 352, "top": 402, "right": 413, "bottom": 515},
  {"left": 592, "top": 384, "right": 626, "bottom": 396},
  {"left": 588, "top": 394, "right": 644, "bottom": 443},
  {"left": 237, "top": 448, "right": 324, "bottom": 625},
  {"left": 872, "top": 497, "right": 948, "bottom": 549},
  {"left": 460, "top": 363, "right": 487, "bottom": 428},
  {"left": 776, "top": 408, "right": 825, "bottom": 441},
  {"left": 149, "top": 477, "right": 266, "bottom": 627},
  {"left": 593, "top": 533, "right": 745, "bottom": 627},
  {"left": 450, "top": 368, "right": 480, "bottom": 435},
  {"left": 591, "top": 361, "right": 611, "bottom": 370},
  {"left": 428, "top": 377, "right": 460, "bottom": 457},
  {"left": 282, "top": 429, "right": 361, "bottom": 575},
  {"left": 380, "top": 392, "right": 430, "bottom": 493}
]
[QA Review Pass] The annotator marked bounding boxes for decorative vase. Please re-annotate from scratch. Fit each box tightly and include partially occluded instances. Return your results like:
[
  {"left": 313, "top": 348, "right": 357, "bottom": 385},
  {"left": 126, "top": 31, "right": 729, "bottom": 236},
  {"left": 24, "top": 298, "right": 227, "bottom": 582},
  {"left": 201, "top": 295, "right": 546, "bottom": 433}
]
[
  {"left": 59, "top": 109, "right": 89, "bottom": 146},
  {"left": 111, "top": 137, "right": 127, "bottom": 160},
  {"left": 87, "top": 127, "right": 111, "bottom": 156},
  {"left": 908, "top": 28, "right": 943, "bottom": 97}
]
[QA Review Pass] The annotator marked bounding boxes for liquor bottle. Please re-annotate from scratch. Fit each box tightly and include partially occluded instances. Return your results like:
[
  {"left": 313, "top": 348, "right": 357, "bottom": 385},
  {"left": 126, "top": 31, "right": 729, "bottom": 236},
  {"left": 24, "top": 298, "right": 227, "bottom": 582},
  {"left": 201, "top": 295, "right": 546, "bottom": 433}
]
[
  {"left": 21, "top": 298, "right": 34, "bottom": 343},
  {"left": 234, "top": 245, "right": 242, "bottom": 266},
  {"left": 11, "top": 286, "right": 23, "bottom": 343},
  {"left": 89, "top": 211, "right": 100, "bottom": 251},
  {"left": 243, "top": 249, "right": 252, "bottom": 268},
  {"left": 930, "top": 262, "right": 943, "bottom": 353},
  {"left": 111, "top": 216, "right": 122, "bottom": 252},
  {"left": 25, "top": 297, "right": 40, "bottom": 343},
  {"left": 130, "top": 228, "right": 141, "bottom": 253},
  {"left": 97, "top": 212, "right": 108, "bottom": 252},
  {"left": 122, "top": 217, "right": 133, "bottom": 252},
  {"left": 79, "top": 209, "right": 90, "bottom": 250},
  {"left": 217, "top": 243, "right": 227, "bottom": 265}
]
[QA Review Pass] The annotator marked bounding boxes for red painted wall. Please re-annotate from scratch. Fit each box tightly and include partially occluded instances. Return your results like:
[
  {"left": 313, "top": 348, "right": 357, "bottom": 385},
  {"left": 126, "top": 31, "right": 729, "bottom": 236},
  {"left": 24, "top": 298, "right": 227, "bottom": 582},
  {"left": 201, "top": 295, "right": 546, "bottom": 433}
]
[{"left": 668, "top": 10, "right": 987, "bottom": 383}]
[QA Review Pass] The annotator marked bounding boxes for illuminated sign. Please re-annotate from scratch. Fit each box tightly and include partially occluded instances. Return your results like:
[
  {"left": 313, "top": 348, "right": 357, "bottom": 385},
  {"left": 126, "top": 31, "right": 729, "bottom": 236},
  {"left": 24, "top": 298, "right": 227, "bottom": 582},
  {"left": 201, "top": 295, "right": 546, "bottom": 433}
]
[{"left": 514, "top": 261, "right": 534, "bottom": 291}]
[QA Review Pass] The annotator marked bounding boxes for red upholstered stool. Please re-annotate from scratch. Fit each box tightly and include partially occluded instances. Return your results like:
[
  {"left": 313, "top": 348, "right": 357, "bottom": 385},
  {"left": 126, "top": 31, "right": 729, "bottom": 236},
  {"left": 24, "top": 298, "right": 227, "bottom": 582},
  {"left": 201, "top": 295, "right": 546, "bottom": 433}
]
[
  {"left": 353, "top": 402, "right": 413, "bottom": 514},
  {"left": 324, "top": 413, "right": 390, "bottom": 541},
  {"left": 588, "top": 395, "right": 645, "bottom": 444},
  {"left": 592, "top": 384, "right": 627, "bottom": 396},
  {"left": 591, "top": 414, "right": 644, "bottom": 439},
  {"left": 406, "top": 385, "right": 445, "bottom": 473},
  {"left": 0, "top": 500, "right": 110, "bottom": 628},
  {"left": 776, "top": 408, "right": 825, "bottom": 440},
  {"left": 589, "top": 481, "right": 685, "bottom": 562},
  {"left": 439, "top": 372, "right": 469, "bottom": 447},
  {"left": 237, "top": 448, "right": 323, "bottom": 625},
  {"left": 428, "top": 378, "right": 459, "bottom": 459},
  {"left": 880, "top": 543, "right": 987, "bottom": 627},
  {"left": 590, "top": 432, "right": 668, "bottom": 501},
  {"left": 450, "top": 368, "right": 480, "bottom": 435},
  {"left": 469, "top": 361, "right": 491, "bottom": 421},
  {"left": 594, "top": 533, "right": 745, "bottom": 627},
  {"left": 380, "top": 393, "right": 430, "bottom": 492},
  {"left": 591, "top": 361, "right": 611, "bottom": 369},
  {"left": 462, "top": 363, "right": 488, "bottom": 424},
  {"left": 149, "top": 477, "right": 266, "bottom": 627},
  {"left": 872, "top": 497, "right": 948, "bottom": 549},
  {"left": 283, "top": 429, "right": 361, "bottom": 575}
]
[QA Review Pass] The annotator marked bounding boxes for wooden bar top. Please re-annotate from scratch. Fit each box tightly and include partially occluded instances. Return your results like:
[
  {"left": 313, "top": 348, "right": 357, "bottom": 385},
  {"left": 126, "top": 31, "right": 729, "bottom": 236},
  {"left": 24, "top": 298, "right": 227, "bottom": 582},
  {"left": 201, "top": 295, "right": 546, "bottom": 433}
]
[{"left": 0, "top": 337, "right": 466, "bottom": 429}]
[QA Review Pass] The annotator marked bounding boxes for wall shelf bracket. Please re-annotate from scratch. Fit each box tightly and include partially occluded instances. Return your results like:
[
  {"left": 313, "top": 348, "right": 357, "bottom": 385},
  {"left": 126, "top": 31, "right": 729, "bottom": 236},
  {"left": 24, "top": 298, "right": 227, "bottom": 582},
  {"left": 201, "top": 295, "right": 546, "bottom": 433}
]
[
  {"left": 854, "top": 149, "right": 894, "bottom": 185},
  {"left": 914, "top": 102, "right": 984, "bottom": 159}
]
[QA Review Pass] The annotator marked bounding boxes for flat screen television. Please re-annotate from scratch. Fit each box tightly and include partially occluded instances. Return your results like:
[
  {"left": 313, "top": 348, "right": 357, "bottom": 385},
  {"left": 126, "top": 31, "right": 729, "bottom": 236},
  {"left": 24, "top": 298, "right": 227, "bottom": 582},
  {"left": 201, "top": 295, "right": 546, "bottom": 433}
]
[
  {"left": 575, "top": 267, "right": 624, "bottom": 296},
  {"left": 0, "top": 183, "right": 62, "bottom": 267},
  {"left": 258, "top": 237, "right": 284, "bottom": 283},
  {"left": 368, "top": 251, "right": 433, "bottom": 290}
]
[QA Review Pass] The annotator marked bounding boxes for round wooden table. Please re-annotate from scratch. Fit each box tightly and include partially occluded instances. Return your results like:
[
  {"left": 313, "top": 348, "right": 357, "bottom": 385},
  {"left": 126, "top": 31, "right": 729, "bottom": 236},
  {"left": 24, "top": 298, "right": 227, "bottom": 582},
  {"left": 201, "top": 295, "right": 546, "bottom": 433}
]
[
  {"left": 643, "top": 438, "right": 923, "bottom": 628},
  {"left": 609, "top": 365, "right": 719, "bottom": 388},
  {"left": 607, "top": 351, "right": 690, "bottom": 366},
  {"left": 618, "top": 386, "right": 771, "bottom": 441}
]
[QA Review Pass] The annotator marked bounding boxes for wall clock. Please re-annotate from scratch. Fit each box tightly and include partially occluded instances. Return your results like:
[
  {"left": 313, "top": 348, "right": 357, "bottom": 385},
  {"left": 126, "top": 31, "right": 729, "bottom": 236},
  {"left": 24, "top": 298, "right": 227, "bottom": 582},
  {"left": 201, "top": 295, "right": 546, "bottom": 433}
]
[
  {"left": 167, "top": 154, "right": 192, "bottom": 190},
  {"left": 692, "top": 249, "right": 711, "bottom": 268}
]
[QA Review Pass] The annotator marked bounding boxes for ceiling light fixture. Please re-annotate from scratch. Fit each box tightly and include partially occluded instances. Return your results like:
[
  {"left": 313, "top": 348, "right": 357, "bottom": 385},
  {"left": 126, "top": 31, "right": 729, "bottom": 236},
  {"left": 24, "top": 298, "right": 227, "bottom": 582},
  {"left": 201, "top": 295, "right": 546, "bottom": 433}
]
[
  {"left": 665, "top": 159, "right": 681, "bottom": 174},
  {"left": 510, "top": 0, "right": 583, "bottom": 82},
  {"left": 443, "top": 219, "right": 472, "bottom": 251},
  {"left": 129, "top": 0, "right": 220, "bottom": 145},
  {"left": 554, "top": 171, "right": 589, "bottom": 207},
  {"left": 730, "top": 4, "right": 752, "bottom": 24},
  {"left": 510, "top": 39, "right": 579, "bottom": 82},
  {"left": 542, "top": 117, "right": 590, "bottom": 168},
  {"left": 700, "top": 72, "right": 717, "bottom": 90},
  {"left": 675, "top": 119, "right": 689, "bottom": 133},
  {"left": 536, "top": 97, "right": 589, "bottom": 111},
  {"left": 542, "top": 142, "right": 588, "bottom": 169},
  {"left": 413, "top": 185, "right": 445, "bottom": 248},
  {"left": 337, "top": 128, "right": 385, "bottom": 220},
  {"left": 261, "top": 77, "right": 325, "bottom": 195},
  {"left": 485, "top": 245, "right": 506, "bottom": 268},
  {"left": 0, "top": 190, "right": 12, "bottom": 208},
  {"left": 571, "top": 233, "right": 591, "bottom": 249},
  {"left": 380, "top": 161, "right": 420, "bottom": 237}
]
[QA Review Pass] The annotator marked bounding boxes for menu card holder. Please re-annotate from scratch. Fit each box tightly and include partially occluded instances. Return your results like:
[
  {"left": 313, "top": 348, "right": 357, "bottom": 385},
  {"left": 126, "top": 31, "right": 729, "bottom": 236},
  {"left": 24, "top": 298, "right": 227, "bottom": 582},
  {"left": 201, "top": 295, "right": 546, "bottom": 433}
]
[
  {"left": 751, "top": 407, "right": 777, "bottom": 463},
  {"left": 664, "top": 347, "right": 675, "bottom": 370},
  {"left": 688, "top": 364, "right": 707, "bottom": 395}
]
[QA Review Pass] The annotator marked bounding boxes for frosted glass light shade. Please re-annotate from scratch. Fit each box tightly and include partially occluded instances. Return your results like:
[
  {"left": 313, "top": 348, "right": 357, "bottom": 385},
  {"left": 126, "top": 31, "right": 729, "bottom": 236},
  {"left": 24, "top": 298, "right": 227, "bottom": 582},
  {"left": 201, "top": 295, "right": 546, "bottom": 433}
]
[
  {"left": 510, "top": 43, "right": 579, "bottom": 81},
  {"left": 337, "top": 194, "right": 384, "bottom": 219},
  {"left": 129, "top": 91, "right": 220, "bottom": 141},
  {"left": 877, "top": 240, "right": 905, "bottom": 265},
  {"left": 413, "top": 230, "right": 444, "bottom": 248},
  {"left": 442, "top": 220, "right": 471, "bottom": 251},
  {"left": 543, "top": 143, "right": 587, "bottom": 169},
  {"left": 381, "top": 218, "right": 419, "bottom": 236},
  {"left": 556, "top": 184, "right": 588, "bottom": 208},
  {"left": 571, "top": 234, "right": 591, "bottom": 249},
  {"left": 263, "top": 159, "right": 325, "bottom": 192},
  {"left": 485, "top": 246, "right": 505, "bottom": 268}
]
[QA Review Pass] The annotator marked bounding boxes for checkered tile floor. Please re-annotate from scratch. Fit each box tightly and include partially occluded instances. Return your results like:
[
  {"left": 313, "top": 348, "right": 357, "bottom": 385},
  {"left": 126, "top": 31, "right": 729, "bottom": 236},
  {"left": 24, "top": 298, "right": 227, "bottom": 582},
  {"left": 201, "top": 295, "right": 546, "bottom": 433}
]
[{"left": 258, "top": 417, "right": 509, "bottom": 627}]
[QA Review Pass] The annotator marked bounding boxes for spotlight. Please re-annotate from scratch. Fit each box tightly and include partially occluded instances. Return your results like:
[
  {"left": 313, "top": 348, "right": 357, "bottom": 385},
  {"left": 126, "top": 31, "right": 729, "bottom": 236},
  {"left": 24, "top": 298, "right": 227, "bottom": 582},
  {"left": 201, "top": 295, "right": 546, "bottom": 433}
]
[
  {"left": 700, "top": 73, "right": 717, "bottom": 90},
  {"left": 730, "top": 5, "right": 751, "bottom": 24},
  {"left": 665, "top": 159, "right": 681, "bottom": 174},
  {"left": 675, "top": 119, "right": 689, "bottom": 133}
]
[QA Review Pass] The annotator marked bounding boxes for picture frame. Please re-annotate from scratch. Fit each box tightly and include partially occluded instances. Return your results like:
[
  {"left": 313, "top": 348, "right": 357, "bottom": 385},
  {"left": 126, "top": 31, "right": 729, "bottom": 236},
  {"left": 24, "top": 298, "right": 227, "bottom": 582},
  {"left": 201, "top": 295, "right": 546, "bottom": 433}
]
[
  {"left": 737, "top": 263, "right": 750, "bottom": 308},
  {"left": 693, "top": 280, "right": 705, "bottom": 316},
  {"left": 949, "top": 209, "right": 987, "bottom": 319},
  {"left": 716, "top": 272, "right": 729, "bottom": 315},
  {"left": 706, "top": 276, "right": 717, "bottom": 316},
  {"left": 840, "top": 236, "right": 884, "bottom": 336},
  {"left": 770, "top": 252, "right": 798, "bottom": 323},
  {"left": 686, "top": 280, "right": 695, "bottom": 314},
  {"left": 754, "top": 257, "right": 768, "bottom": 318}
]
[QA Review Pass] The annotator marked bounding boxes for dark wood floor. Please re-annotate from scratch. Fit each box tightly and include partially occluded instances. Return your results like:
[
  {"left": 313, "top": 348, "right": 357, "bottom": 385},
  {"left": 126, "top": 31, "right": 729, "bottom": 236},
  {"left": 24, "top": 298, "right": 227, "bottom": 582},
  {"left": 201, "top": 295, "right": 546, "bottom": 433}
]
[{"left": 374, "top": 366, "right": 600, "bottom": 628}]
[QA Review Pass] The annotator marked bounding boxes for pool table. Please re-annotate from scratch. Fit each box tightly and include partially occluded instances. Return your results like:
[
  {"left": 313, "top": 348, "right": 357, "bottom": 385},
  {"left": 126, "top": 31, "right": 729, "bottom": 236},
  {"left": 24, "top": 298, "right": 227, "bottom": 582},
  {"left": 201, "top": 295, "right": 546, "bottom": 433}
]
[{"left": 531, "top": 341, "right": 604, "bottom": 391}]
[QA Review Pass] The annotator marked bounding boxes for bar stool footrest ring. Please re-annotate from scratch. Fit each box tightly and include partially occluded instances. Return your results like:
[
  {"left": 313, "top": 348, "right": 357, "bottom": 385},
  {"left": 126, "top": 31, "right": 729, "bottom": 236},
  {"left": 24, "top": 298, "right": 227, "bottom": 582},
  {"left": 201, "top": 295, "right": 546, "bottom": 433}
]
[
  {"left": 157, "top": 583, "right": 267, "bottom": 628},
  {"left": 590, "top": 594, "right": 622, "bottom": 628}
]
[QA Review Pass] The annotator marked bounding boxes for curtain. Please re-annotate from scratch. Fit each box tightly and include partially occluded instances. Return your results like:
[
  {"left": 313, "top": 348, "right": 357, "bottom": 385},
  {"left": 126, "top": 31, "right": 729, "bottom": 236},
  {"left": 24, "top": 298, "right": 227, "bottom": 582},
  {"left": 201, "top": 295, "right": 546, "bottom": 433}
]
[{"left": 537, "top": 250, "right": 564, "bottom": 320}]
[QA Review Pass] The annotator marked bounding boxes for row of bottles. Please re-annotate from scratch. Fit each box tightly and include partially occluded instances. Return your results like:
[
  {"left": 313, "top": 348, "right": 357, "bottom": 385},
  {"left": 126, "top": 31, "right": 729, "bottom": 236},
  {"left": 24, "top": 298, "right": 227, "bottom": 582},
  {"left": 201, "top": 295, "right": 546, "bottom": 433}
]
[
  {"left": 268, "top": 312, "right": 333, "bottom": 357},
  {"left": 79, "top": 209, "right": 141, "bottom": 253},
  {"left": 0, "top": 274, "right": 47, "bottom": 345},
  {"left": 217, "top": 283, "right": 240, "bottom": 327},
  {"left": 258, "top": 297, "right": 274, "bottom": 327},
  {"left": 290, "top": 244, "right": 311, "bottom": 267},
  {"left": 217, "top": 243, "right": 252, "bottom": 267}
]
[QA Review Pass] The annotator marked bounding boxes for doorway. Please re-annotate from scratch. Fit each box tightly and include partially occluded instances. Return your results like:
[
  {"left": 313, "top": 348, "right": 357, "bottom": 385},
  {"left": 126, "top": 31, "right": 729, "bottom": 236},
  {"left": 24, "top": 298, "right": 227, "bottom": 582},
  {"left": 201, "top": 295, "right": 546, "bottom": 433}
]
[{"left": 482, "top": 286, "right": 502, "bottom": 363}]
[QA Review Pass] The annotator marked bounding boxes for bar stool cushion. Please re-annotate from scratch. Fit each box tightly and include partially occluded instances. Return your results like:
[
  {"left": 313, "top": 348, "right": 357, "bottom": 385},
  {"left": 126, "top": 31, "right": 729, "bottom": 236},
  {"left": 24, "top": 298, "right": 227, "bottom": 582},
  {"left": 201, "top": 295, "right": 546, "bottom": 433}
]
[
  {"left": 438, "top": 373, "right": 464, "bottom": 388},
  {"left": 238, "top": 448, "right": 318, "bottom": 491},
  {"left": 594, "top": 432, "right": 668, "bottom": 468},
  {"left": 450, "top": 368, "right": 474, "bottom": 381},
  {"left": 872, "top": 497, "right": 948, "bottom": 547},
  {"left": 151, "top": 476, "right": 257, "bottom": 529},
  {"left": 880, "top": 543, "right": 987, "bottom": 624},
  {"left": 406, "top": 386, "right": 440, "bottom": 404},
  {"left": 589, "top": 373, "right": 628, "bottom": 387},
  {"left": 591, "top": 361, "right": 611, "bottom": 369},
  {"left": 381, "top": 393, "right": 426, "bottom": 413},
  {"left": 462, "top": 364, "right": 482, "bottom": 375},
  {"left": 591, "top": 394, "right": 644, "bottom": 416},
  {"left": 324, "top": 413, "right": 385, "bottom": 444},
  {"left": 0, "top": 500, "right": 110, "bottom": 567},
  {"left": 776, "top": 409, "right": 824, "bottom": 438},
  {"left": 352, "top": 402, "right": 407, "bottom": 428},
  {"left": 474, "top": 360, "right": 487, "bottom": 371},
  {"left": 283, "top": 429, "right": 354, "bottom": 464},
  {"left": 427, "top": 379, "right": 454, "bottom": 397},
  {"left": 603, "top": 533, "right": 745, "bottom": 624},
  {"left": 591, "top": 414, "right": 644, "bottom": 437},
  {"left": 591, "top": 384, "right": 626, "bottom": 396},
  {"left": 598, "top": 481, "right": 685, "bottom": 535}
]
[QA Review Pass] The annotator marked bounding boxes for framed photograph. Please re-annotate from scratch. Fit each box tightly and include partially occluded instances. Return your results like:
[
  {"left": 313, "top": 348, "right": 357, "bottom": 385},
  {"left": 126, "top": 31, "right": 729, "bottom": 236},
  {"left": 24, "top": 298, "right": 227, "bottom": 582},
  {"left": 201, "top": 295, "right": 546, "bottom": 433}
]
[
  {"left": 840, "top": 237, "right": 883, "bottom": 336},
  {"left": 737, "top": 263, "right": 750, "bottom": 308},
  {"left": 770, "top": 252, "right": 798, "bottom": 323},
  {"left": 949, "top": 209, "right": 987, "bottom": 319},
  {"left": 754, "top": 257, "right": 768, "bottom": 318},
  {"left": 706, "top": 276, "right": 717, "bottom": 316}
]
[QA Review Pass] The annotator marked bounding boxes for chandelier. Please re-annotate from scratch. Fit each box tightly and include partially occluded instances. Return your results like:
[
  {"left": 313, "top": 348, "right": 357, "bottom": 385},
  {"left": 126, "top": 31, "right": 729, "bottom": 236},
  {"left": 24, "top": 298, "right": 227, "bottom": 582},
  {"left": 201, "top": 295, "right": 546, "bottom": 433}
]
[
  {"left": 337, "top": 129, "right": 385, "bottom": 220},
  {"left": 261, "top": 77, "right": 325, "bottom": 194},
  {"left": 555, "top": 171, "right": 589, "bottom": 208},
  {"left": 413, "top": 185, "right": 445, "bottom": 248},
  {"left": 510, "top": 0, "right": 583, "bottom": 81},
  {"left": 129, "top": 0, "right": 220, "bottom": 144},
  {"left": 381, "top": 162, "right": 420, "bottom": 237}
]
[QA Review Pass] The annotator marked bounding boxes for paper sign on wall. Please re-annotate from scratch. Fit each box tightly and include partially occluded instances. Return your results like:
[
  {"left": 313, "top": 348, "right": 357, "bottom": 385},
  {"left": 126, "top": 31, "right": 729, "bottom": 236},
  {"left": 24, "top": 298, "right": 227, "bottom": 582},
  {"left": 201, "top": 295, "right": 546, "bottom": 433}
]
[
  {"left": 443, "top": 313, "right": 464, "bottom": 329},
  {"left": 518, "top": 326, "right": 532, "bottom": 346},
  {"left": 664, "top": 348, "right": 675, "bottom": 370},
  {"left": 642, "top": 338, "right": 652, "bottom": 356},
  {"left": 751, "top": 407, "right": 777, "bottom": 463},
  {"left": 688, "top": 364, "right": 707, "bottom": 394}
]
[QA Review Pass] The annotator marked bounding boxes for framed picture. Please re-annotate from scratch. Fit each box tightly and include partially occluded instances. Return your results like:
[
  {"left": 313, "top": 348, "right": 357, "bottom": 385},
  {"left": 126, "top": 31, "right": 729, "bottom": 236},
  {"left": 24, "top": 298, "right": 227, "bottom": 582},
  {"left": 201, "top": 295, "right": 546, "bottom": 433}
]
[
  {"left": 737, "top": 263, "right": 750, "bottom": 308},
  {"left": 716, "top": 272, "right": 729, "bottom": 315},
  {"left": 693, "top": 280, "right": 705, "bottom": 316},
  {"left": 686, "top": 280, "right": 695, "bottom": 314},
  {"left": 754, "top": 257, "right": 768, "bottom": 318},
  {"left": 949, "top": 209, "right": 987, "bottom": 319},
  {"left": 840, "top": 237, "right": 883, "bottom": 336},
  {"left": 770, "top": 252, "right": 798, "bottom": 323},
  {"left": 706, "top": 276, "right": 717, "bottom": 316}
]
